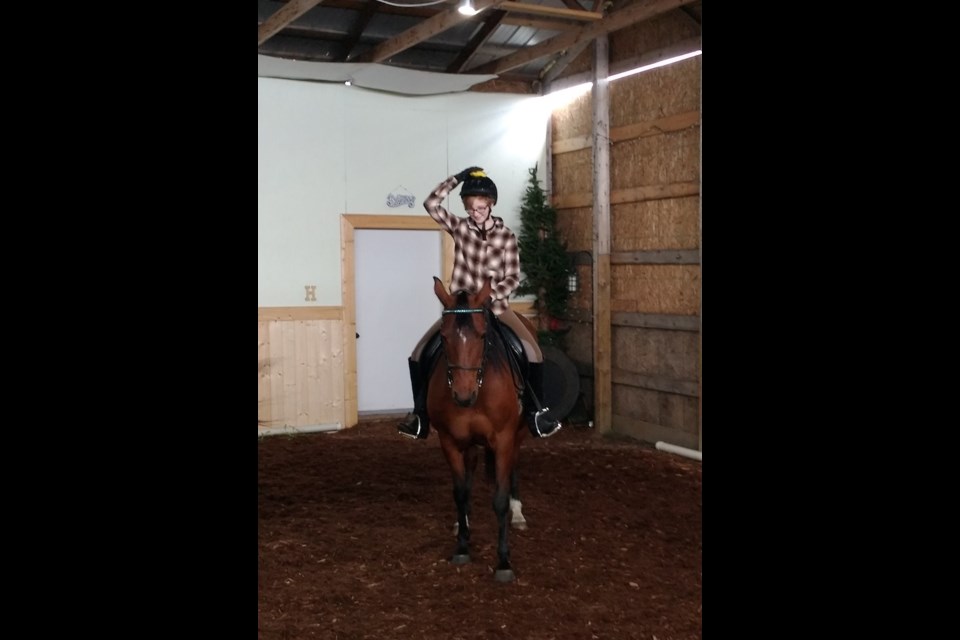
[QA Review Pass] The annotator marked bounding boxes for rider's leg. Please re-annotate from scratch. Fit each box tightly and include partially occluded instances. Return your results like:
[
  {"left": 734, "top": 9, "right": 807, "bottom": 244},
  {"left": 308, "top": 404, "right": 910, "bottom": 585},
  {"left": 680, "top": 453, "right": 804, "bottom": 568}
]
[
  {"left": 397, "top": 320, "right": 441, "bottom": 439},
  {"left": 525, "top": 361, "right": 561, "bottom": 438},
  {"left": 496, "top": 310, "right": 562, "bottom": 438}
]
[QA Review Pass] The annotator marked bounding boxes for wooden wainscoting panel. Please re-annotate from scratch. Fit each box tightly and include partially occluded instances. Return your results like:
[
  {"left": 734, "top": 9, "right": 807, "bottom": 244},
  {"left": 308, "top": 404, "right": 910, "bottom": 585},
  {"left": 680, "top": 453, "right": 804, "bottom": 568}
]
[{"left": 258, "top": 311, "right": 345, "bottom": 432}]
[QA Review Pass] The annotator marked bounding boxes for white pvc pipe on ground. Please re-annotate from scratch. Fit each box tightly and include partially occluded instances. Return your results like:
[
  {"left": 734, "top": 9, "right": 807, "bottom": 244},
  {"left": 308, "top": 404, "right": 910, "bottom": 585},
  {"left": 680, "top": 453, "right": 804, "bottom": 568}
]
[
  {"left": 258, "top": 423, "right": 342, "bottom": 437},
  {"left": 655, "top": 441, "right": 702, "bottom": 462}
]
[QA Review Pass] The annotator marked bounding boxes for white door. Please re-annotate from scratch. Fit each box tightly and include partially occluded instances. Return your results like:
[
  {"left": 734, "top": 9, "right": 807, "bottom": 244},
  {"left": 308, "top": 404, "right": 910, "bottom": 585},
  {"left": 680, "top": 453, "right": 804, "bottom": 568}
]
[{"left": 355, "top": 229, "right": 442, "bottom": 413}]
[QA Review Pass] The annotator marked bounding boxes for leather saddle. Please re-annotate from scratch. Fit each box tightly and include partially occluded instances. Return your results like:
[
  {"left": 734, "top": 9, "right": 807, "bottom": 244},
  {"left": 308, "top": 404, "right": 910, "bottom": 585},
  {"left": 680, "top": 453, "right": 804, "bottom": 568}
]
[{"left": 422, "top": 315, "right": 528, "bottom": 381}]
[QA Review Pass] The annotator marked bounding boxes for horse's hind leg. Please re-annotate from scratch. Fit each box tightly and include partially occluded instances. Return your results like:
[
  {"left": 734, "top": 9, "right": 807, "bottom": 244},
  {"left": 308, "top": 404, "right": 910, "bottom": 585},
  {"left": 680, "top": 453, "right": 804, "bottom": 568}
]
[
  {"left": 509, "top": 470, "right": 527, "bottom": 530},
  {"left": 492, "top": 448, "right": 517, "bottom": 582}
]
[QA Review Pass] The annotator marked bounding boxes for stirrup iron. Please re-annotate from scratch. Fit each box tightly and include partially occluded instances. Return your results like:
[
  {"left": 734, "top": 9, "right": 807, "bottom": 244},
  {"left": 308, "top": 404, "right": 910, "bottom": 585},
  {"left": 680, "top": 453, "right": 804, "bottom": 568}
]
[
  {"left": 398, "top": 414, "right": 425, "bottom": 440},
  {"left": 532, "top": 408, "right": 562, "bottom": 438}
]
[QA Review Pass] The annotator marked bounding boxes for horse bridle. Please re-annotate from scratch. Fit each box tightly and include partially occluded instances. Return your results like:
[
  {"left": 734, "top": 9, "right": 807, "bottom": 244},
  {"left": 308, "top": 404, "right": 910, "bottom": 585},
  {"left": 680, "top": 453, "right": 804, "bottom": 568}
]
[{"left": 441, "top": 307, "right": 488, "bottom": 390}]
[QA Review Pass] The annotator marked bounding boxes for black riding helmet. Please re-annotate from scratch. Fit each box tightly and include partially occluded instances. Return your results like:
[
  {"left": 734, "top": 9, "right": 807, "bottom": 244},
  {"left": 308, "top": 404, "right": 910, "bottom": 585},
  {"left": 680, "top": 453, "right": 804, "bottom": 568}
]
[{"left": 460, "top": 170, "right": 498, "bottom": 205}]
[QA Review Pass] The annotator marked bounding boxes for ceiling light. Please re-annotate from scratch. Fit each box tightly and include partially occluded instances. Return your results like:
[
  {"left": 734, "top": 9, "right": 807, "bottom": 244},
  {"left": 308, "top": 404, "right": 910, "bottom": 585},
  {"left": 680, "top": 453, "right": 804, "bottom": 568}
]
[
  {"left": 544, "top": 49, "right": 703, "bottom": 104},
  {"left": 607, "top": 50, "right": 702, "bottom": 82},
  {"left": 458, "top": 0, "right": 478, "bottom": 16}
]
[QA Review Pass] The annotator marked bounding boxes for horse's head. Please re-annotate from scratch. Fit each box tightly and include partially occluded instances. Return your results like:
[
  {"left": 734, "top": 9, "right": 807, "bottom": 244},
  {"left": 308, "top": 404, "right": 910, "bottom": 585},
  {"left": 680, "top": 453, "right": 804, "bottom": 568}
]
[{"left": 434, "top": 276, "right": 492, "bottom": 408}]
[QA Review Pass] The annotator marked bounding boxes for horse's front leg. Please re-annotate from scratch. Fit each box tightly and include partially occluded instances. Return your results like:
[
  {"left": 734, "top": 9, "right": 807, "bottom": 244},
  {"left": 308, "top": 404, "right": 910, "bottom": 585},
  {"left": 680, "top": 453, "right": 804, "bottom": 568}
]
[{"left": 442, "top": 439, "right": 476, "bottom": 564}]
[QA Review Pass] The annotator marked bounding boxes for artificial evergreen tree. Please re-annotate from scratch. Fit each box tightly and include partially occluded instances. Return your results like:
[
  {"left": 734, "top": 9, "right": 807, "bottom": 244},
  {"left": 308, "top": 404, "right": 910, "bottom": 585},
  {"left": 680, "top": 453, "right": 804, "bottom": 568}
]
[{"left": 516, "top": 164, "right": 573, "bottom": 344}]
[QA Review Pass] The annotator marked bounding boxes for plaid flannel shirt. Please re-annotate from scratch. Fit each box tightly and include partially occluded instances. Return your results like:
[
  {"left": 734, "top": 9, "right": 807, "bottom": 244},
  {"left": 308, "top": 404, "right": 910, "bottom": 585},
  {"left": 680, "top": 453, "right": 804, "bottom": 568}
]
[{"left": 424, "top": 175, "right": 520, "bottom": 316}]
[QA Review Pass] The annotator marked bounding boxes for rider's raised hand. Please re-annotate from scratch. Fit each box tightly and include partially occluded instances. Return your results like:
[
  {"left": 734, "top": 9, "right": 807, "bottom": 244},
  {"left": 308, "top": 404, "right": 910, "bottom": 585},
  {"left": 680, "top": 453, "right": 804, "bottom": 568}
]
[{"left": 454, "top": 167, "right": 484, "bottom": 184}]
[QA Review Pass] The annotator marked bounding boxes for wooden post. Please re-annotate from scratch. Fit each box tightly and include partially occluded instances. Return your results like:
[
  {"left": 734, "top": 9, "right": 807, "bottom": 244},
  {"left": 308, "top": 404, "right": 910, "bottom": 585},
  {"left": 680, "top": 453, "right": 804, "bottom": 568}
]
[
  {"left": 341, "top": 216, "right": 358, "bottom": 428},
  {"left": 698, "top": 60, "right": 702, "bottom": 453},
  {"left": 592, "top": 36, "right": 612, "bottom": 434}
]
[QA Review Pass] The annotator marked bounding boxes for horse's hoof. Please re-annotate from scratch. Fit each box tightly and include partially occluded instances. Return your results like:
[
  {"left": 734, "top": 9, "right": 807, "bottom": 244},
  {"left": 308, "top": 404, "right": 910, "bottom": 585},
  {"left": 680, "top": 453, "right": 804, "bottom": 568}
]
[
  {"left": 451, "top": 553, "right": 471, "bottom": 564},
  {"left": 494, "top": 568, "right": 516, "bottom": 583},
  {"left": 511, "top": 519, "right": 528, "bottom": 531}
]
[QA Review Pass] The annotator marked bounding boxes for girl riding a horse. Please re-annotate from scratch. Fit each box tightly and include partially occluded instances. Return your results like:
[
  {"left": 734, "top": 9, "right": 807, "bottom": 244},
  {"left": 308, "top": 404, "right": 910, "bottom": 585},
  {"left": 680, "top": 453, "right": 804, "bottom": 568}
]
[{"left": 397, "top": 167, "right": 562, "bottom": 440}]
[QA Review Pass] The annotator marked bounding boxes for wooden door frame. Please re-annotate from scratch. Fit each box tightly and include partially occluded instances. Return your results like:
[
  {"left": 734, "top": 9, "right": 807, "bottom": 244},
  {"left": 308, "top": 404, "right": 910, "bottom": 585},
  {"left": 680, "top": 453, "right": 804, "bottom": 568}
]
[{"left": 340, "top": 214, "right": 453, "bottom": 427}]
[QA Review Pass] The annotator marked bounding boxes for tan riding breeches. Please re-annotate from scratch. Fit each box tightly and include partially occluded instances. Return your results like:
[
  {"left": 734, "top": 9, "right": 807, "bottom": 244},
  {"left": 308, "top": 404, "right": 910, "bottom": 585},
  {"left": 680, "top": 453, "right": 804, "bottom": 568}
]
[{"left": 410, "top": 308, "right": 543, "bottom": 363}]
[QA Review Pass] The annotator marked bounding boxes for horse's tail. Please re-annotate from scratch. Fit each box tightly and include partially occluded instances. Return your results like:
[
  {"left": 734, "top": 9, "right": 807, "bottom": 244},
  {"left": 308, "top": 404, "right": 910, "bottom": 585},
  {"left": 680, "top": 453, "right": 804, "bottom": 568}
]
[{"left": 484, "top": 448, "right": 496, "bottom": 484}]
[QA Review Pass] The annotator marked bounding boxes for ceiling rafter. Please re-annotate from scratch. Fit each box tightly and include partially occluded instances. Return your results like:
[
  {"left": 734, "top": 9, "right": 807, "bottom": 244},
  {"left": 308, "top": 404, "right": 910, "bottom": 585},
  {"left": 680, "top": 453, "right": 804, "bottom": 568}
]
[
  {"left": 353, "top": 0, "right": 605, "bottom": 65},
  {"left": 540, "top": 41, "right": 592, "bottom": 84},
  {"left": 679, "top": 4, "right": 702, "bottom": 28},
  {"left": 537, "top": 0, "right": 607, "bottom": 83},
  {"left": 259, "top": 0, "right": 327, "bottom": 46},
  {"left": 538, "top": 0, "right": 609, "bottom": 82},
  {"left": 447, "top": 10, "right": 507, "bottom": 73},
  {"left": 501, "top": 15, "right": 581, "bottom": 31},
  {"left": 257, "top": 0, "right": 701, "bottom": 91},
  {"left": 354, "top": 0, "right": 505, "bottom": 64},
  {"left": 341, "top": 1, "right": 379, "bottom": 61},
  {"left": 470, "top": 0, "right": 695, "bottom": 75},
  {"left": 497, "top": 1, "right": 602, "bottom": 20}
]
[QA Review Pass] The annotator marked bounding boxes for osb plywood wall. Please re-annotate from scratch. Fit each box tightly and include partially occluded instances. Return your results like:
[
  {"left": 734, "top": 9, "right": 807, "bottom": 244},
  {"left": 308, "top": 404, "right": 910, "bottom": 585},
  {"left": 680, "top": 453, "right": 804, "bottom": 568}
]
[
  {"left": 551, "top": 11, "right": 701, "bottom": 449},
  {"left": 258, "top": 308, "right": 345, "bottom": 432}
]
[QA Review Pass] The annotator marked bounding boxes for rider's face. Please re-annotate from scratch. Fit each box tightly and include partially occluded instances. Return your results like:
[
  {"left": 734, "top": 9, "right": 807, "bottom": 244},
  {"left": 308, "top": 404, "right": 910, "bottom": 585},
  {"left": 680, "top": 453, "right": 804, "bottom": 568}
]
[{"left": 464, "top": 196, "right": 493, "bottom": 227}]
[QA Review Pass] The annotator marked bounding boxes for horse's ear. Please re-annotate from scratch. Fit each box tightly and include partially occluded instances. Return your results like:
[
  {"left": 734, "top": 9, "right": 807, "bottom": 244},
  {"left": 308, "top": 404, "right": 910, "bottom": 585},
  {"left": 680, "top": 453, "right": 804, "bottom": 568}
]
[{"left": 433, "top": 276, "right": 453, "bottom": 307}]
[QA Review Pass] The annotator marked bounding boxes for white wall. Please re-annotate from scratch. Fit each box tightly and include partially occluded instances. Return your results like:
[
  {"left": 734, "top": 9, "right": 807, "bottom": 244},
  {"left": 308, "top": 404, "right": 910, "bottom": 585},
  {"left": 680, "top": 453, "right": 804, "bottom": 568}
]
[
  {"left": 258, "top": 76, "right": 550, "bottom": 307},
  {"left": 258, "top": 80, "right": 347, "bottom": 307}
]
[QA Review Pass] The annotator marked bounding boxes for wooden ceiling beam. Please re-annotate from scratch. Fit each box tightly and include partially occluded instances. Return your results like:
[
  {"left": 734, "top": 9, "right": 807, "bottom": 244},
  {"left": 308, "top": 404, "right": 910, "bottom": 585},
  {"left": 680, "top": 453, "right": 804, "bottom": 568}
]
[
  {"left": 501, "top": 15, "right": 581, "bottom": 31},
  {"left": 470, "top": 0, "right": 696, "bottom": 75},
  {"left": 258, "top": 0, "right": 326, "bottom": 46},
  {"left": 679, "top": 5, "right": 702, "bottom": 28},
  {"left": 447, "top": 10, "right": 507, "bottom": 73},
  {"left": 539, "top": 41, "right": 592, "bottom": 84},
  {"left": 351, "top": 0, "right": 601, "bottom": 67},
  {"left": 355, "top": 0, "right": 504, "bottom": 64},
  {"left": 499, "top": 1, "right": 602, "bottom": 21},
  {"left": 341, "top": 1, "right": 379, "bottom": 61}
]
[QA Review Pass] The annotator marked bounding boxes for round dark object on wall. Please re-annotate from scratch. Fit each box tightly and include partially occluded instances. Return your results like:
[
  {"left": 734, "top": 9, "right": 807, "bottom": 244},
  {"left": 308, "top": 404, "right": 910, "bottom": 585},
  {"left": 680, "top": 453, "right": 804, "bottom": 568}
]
[{"left": 540, "top": 345, "right": 580, "bottom": 421}]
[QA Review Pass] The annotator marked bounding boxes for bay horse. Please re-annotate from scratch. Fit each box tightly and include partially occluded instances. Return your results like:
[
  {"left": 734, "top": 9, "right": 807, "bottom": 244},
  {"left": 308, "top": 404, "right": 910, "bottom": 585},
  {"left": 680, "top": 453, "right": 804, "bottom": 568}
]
[{"left": 427, "top": 276, "right": 534, "bottom": 583}]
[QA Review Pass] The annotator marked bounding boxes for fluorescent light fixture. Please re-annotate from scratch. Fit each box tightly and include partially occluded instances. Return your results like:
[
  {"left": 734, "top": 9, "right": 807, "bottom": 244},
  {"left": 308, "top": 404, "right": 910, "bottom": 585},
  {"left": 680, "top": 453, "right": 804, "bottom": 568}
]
[
  {"left": 458, "top": 0, "right": 478, "bottom": 16},
  {"left": 607, "top": 50, "right": 702, "bottom": 82},
  {"left": 542, "top": 81, "right": 593, "bottom": 110},
  {"left": 544, "top": 48, "right": 702, "bottom": 105}
]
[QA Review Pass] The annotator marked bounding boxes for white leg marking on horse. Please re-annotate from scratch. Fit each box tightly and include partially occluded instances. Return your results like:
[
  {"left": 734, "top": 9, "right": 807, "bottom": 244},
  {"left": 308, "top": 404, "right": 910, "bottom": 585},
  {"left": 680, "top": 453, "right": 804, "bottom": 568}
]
[
  {"left": 452, "top": 514, "right": 470, "bottom": 536},
  {"left": 510, "top": 498, "right": 527, "bottom": 530}
]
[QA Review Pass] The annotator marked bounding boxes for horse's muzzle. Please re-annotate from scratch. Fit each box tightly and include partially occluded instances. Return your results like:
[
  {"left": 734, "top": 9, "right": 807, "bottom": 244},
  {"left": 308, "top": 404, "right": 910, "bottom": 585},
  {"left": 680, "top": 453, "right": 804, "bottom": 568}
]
[
  {"left": 452, "top": 390, "right": 477, "bottom": 407},
  {"left": 447, "top": 365, "right": 483, "bottom": 407}
]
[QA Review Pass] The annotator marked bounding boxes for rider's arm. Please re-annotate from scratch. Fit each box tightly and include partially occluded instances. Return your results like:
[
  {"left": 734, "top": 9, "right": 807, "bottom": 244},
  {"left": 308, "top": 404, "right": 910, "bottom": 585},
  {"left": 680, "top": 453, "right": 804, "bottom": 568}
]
[
  {"left": 423, "top": 175, "right": 460, "bottom": 234},
  {"left": 490, "top": 232, "right": 520, "bottom": 303}
]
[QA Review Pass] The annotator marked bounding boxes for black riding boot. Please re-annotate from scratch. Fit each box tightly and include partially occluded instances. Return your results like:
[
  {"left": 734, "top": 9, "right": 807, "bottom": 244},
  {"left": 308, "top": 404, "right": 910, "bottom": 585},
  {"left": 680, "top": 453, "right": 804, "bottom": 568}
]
[
  {"left": 397, "top": 358, "right": 429, "bottom": 439},
  {"left": 526, "top": 362, "right": 562, "bottom": 438}
]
